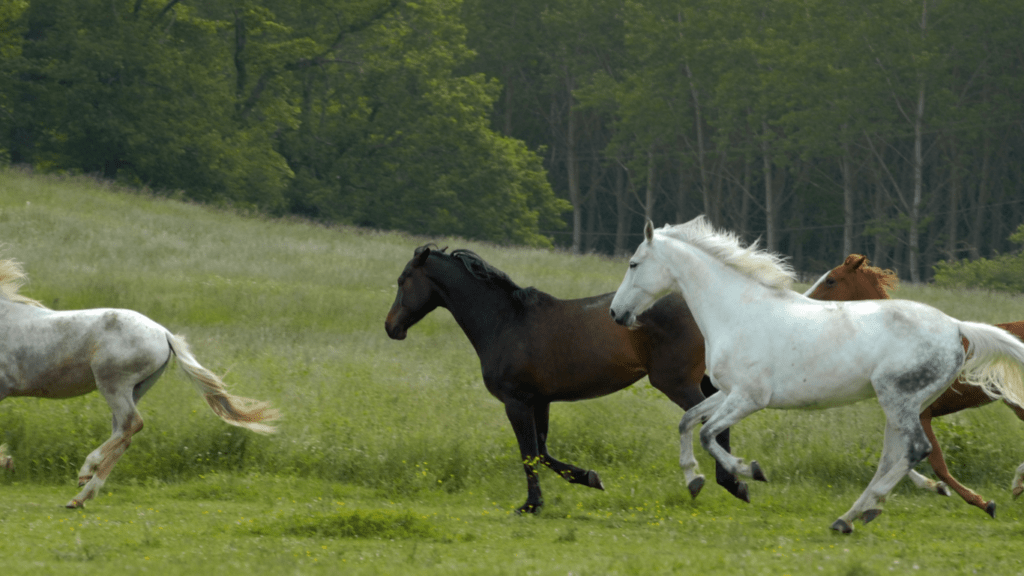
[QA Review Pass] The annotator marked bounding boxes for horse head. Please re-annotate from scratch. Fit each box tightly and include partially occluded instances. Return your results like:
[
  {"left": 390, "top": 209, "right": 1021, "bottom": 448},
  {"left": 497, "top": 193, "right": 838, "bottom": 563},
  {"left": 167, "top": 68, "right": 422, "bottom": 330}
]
[
  {"left": 610, "top": 220, "right": 668, "bottom": 327},
  {"left": 805, "top": 254, "right": 897, "bottom": 301},
  {"left": 385, "top": 244, "right": 446, "bottom": 340}
]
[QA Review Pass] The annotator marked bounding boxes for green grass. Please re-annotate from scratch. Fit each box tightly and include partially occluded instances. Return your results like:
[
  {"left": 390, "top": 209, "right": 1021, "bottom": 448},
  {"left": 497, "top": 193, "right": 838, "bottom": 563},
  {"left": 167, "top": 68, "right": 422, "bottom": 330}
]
[{"left": 2, "top": 167, "right": 1024, "bottom": 574}]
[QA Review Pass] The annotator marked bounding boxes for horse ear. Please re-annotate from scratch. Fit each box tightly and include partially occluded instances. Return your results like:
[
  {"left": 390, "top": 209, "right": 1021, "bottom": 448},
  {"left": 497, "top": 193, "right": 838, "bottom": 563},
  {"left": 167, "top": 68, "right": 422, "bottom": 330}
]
[
  {"left": 850, "top": 255, "right": 867, "bottom": 270},
  {"left": 413, "top": 245, "right": 431, "bottom": 266},
  {"left": 644, "top": 219, "right": 654, "bottom": 243}
]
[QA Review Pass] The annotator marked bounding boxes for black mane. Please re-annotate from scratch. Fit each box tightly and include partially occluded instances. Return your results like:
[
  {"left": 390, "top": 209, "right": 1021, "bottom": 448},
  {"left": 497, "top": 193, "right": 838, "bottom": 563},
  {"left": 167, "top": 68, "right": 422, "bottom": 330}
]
[{"left": 425, "top": 246, "right": 543, "bottom": 307}]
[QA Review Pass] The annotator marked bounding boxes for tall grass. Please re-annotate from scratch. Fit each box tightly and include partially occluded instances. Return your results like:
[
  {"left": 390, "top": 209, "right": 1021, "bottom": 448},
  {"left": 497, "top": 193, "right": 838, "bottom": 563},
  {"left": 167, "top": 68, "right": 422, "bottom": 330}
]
[{"left": 2, "top": 167, "right": 1023, "bottom": 511}]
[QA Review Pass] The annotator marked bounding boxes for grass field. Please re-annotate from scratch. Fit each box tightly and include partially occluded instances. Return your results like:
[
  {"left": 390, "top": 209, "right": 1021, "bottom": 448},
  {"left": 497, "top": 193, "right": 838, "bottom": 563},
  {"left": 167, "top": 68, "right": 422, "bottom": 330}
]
[{"left": 2, "top": 167, "right": 1024, "bottom": 575}]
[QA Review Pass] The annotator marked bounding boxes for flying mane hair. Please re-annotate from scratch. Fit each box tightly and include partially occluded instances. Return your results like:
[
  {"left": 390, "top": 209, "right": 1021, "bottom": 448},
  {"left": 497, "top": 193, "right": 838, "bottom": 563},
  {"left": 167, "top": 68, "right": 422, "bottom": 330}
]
[
  {"left": 657, "top": 216, "right": 796, "bottom": 291},
  {"left": 0, "top": 258, "right": 48, "bottom": 309},
  {"left": 854, "top": 256, "right": 900, "bottom": 297}
]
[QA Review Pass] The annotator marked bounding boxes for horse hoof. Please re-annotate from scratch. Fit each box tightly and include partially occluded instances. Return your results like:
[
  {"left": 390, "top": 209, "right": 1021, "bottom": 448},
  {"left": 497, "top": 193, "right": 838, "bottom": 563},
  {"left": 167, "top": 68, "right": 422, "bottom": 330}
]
[
  {"left": 984, "top": 501, "right": 996, "bottom": 518},
  {"left": 65, "top": 499, "right": 83, "bottom": 509},
  {"left": 78, "top": 476, "right": 92, "bottom": 487},
  {"left": 688, "top": 476, "right": 705, "bottom": 499},
  {"left": 587, "top": 470, "right": 605, "bottom": 491},
  {"left": 936, "top": 482, "right": 950, "bottom": 497},
  {"left": 831, "top": 518, "right": 853, "bottom": 534},
  {"left": 751, "top": 461, "right": 768, "bottom": 482},
  {"left": 516, "top": 502, "right": 542, "bottom": 515},
  {"left": 734, "top": 481, "right": 750, "bottom": 503},
  {"left": 1012, "top": 487, "right": 1022, "bottom": 500},
  {"left": 861, "top": 509, "right": 883, "bottom": 525}
]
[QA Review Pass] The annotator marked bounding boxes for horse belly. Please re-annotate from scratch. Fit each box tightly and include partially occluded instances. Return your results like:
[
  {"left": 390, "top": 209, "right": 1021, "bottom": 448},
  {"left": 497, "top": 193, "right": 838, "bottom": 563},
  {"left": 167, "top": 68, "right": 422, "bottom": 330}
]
[{"left": 768, "top": 377, "right": 875, "bottom": 409}]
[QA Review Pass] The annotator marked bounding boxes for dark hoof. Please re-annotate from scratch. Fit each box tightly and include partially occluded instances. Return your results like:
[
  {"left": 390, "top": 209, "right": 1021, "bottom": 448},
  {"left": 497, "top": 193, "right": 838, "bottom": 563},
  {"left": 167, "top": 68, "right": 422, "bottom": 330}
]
[
  {"left": 65, "top": 499, "right": 83, "bottom": 509},
  {"left": 751, "top": 461, "right": 768, "bottom": 483},
  {"left": 861, "top": 509, "right": 883, "bottom": 525},
  {"left": 1013, "top": 487, "right": 1022, "bottom": 501},
  {"left": 936, "top": 482, "right": 950, "bottom": 497},
  {"left": 688, "top": 476, "right": 705, "bottom": 499},
  {"left": 587, "top": 470, "right": 605, "bottom": 491},
  {"left": 734, "top": 481, "right": 750, "bottom": 503},
  {"left": 516, "top": 501, "right": 543, "bottom": 515},
  {"left": 831, "top": 518, "right": 853, "bottom": 534},
  {"left": 984, "top": 501, "right": 996, "bottom": 519}
]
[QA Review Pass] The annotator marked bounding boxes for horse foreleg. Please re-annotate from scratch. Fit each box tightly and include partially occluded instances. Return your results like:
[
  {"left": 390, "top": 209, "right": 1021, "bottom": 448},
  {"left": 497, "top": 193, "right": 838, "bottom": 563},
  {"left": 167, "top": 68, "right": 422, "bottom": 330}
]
[
  {"left": 920, "top": 412, "right": 994, "bottom": 517},
  {"left": 678, "top": 392, "right": 725, "bottom": 498},
  {"left": 697, "top": 393, "right": 767, "bottom": 482},
  {"left": 67, "top": 402, "right": 144, "bottom": 509},
  {"left": 504, "top": 400, "right": 545, "bottom": 514},
  {"left": 695, "top": 376, "right": 749, "bottom": 503},
  {"left": 534, "top": 403, "right": 604, "bottom": 491}
]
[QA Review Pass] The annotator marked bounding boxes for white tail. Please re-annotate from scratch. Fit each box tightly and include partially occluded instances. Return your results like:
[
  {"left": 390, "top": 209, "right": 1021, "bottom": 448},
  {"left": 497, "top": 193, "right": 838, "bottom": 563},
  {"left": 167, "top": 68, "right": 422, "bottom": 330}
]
[
  {"left": 958, "top": 320, "right": 1024, "bottom": 410},
  {"left": 166, "top": 332, "right": 280, "bottom": 434}
]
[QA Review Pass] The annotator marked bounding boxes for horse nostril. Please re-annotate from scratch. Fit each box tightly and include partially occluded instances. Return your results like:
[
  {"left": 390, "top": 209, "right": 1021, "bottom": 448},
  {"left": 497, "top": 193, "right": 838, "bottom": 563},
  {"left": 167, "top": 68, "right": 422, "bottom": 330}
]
[{"left": 609, "top": 309, "right": 616, "bottom": 320}]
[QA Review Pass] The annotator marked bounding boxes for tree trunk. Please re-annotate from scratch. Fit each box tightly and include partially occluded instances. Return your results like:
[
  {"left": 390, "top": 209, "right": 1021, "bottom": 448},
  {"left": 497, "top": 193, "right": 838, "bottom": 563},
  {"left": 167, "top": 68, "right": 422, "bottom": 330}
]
[
  {"left": 762, "top": 121, "right": 776, "bottom": 251},
  {"left": 841, "top": 140, "right": 854, "bottom": 258},
  {"left": 945, "top": 137, "right": 959, "bottom": 260},
  {"left": 566, "top": 78, "right": 582, "bottom": 255},
  {"left": 614, "top": 160, "right": 629, "bottom": 255},
  {"left": 908, "top": 80, "right": 925, "bottom": 282},
  {"left": 684, "top": 61, "right": 712, "bottom": 224},
  {"left": 645, "top": 148, "right": 656, "bottom": 222}
]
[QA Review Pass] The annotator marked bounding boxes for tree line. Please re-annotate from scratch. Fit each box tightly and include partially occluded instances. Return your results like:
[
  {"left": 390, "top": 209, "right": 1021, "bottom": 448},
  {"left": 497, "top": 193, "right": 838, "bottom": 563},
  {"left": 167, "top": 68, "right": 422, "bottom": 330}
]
[{"left": 2, "top": 0, "right": 1023, "bottom": 279}]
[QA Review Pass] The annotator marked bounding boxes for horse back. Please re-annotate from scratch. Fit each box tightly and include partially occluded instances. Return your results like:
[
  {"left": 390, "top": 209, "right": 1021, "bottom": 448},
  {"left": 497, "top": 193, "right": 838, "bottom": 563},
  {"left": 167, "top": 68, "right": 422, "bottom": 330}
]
[{"left": 0, "top": 307, "right": 169, "bottom": 399}]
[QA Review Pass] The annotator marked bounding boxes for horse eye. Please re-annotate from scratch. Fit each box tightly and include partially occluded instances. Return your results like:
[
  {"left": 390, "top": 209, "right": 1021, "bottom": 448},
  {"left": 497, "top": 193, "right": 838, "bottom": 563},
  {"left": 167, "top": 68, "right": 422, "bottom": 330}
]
[
  {"left": 825, "top": 277, "right": 836, "bottom": 287},
  {"left": 629, "top": 261, "right": 638, "bottom": 269}
]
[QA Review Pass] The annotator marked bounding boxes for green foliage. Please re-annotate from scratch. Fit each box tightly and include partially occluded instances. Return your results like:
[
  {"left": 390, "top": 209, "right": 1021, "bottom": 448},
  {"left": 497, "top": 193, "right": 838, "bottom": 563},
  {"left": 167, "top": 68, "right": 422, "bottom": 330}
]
[
  {"left": 933, "top": 224, "right": 1024, "bottom": 292},
  {"left": 1, "top": 0, "right": 565, "bottom": 247}
]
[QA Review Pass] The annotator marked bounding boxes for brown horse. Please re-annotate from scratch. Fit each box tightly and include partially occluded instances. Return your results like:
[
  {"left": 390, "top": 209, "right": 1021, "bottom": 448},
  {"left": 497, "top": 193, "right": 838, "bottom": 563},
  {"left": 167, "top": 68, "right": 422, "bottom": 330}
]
[
  {"left": 385, "top": 245, "right": 748, "bottom": 513},
  {"left": 806, "top": 254, "right": 1024, "bottom": 516}
]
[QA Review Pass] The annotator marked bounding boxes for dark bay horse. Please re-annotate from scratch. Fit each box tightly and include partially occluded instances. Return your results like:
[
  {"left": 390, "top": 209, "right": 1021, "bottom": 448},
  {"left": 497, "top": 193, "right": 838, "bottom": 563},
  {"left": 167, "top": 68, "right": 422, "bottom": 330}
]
[
  {"left": 384, "top": 245, "right": 747, "bottom": 513},
  {"left": 806, "top": 254, "right": 1024, "bottom": 516}
]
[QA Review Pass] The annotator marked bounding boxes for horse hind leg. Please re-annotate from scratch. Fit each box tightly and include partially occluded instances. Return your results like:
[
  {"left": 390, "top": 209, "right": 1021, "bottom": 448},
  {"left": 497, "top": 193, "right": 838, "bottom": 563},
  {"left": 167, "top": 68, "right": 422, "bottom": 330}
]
[
  {"left": 67, "top": 395, "right": 144, "bottom": 509},
  {"left": 533, "top": 404, "right": 603, "bottom": 491},
  {"left": 832, "top": 413, "right": 931, "bottom": 534},
  {"left": 76, "top": 365, "right": 167, "bottom": 488},
  {"left": 920, "top": 412, "right": 995, "bottom": 517}
]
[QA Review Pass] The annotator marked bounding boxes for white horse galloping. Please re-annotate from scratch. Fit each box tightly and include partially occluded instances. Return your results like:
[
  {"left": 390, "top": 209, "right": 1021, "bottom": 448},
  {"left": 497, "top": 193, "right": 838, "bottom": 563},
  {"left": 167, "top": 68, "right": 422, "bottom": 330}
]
[
  {"left": 608, "top": 216, "right": 1024, "bottom": 533},
  {"left": 0, "top": 259, "right": 280, "bottom": 508}
]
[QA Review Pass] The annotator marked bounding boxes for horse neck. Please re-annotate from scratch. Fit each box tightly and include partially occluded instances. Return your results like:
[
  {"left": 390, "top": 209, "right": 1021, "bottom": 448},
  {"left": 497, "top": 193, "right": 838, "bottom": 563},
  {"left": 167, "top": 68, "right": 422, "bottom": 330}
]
[
  {"left": 427, "top": 258, "right": 521, "bottom": 352},
  {"left": 658, "top": 239, "right": 774, "bottom": 339}
]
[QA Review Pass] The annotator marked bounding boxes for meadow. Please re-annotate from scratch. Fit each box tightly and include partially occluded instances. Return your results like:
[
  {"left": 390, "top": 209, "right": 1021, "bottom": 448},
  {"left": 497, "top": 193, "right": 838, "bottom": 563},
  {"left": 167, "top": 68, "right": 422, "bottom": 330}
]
[{"left": 1, "top": 167, "right": 1023, "bottom": 575}]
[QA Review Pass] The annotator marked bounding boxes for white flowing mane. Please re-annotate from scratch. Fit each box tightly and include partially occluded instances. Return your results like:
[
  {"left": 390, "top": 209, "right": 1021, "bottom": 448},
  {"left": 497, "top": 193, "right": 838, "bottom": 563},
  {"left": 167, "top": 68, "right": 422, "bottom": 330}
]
[
  {"left": 0, "top": 258, "right": 48, "bottom": 309},
  {"left": 657, "top": 216, "right": 796, "bottom": 291}
]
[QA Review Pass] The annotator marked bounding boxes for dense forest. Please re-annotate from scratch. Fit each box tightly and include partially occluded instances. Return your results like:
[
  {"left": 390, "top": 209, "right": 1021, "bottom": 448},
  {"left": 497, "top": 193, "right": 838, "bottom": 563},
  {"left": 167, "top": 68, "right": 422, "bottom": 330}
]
[{"left": 2, "top": 0, "right": 1023, "bottom": 279}]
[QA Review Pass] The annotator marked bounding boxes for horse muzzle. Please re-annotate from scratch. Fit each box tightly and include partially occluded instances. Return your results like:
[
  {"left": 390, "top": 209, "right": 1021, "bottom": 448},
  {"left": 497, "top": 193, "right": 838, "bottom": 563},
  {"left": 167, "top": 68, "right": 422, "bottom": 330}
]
[
  {"left": 609, "top": 307, "right": 636, "bottom": 328},
  {"left": 385, "top": 321, "right": 407, "bottom": 340}
]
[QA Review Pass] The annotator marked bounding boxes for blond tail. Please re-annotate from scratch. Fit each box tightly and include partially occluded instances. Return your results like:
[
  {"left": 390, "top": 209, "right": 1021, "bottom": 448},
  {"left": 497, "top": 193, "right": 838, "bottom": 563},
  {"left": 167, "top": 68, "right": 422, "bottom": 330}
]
[
  {"left": 166, "top": 332, "right": 279, "bottom": 434},
  {"left": 958, "top": 320, "right": 1024, "bottom": 410}
]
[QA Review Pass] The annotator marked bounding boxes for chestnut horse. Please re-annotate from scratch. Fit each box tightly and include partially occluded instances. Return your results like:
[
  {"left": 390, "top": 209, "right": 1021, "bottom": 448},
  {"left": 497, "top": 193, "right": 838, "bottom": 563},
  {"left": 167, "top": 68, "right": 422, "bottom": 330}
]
[
  {"left": 384, "top": 245, "right": 748, "bottom": 513},
  {"left": 806, "top": 254, "right": 1024, "bottom": 516}
]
